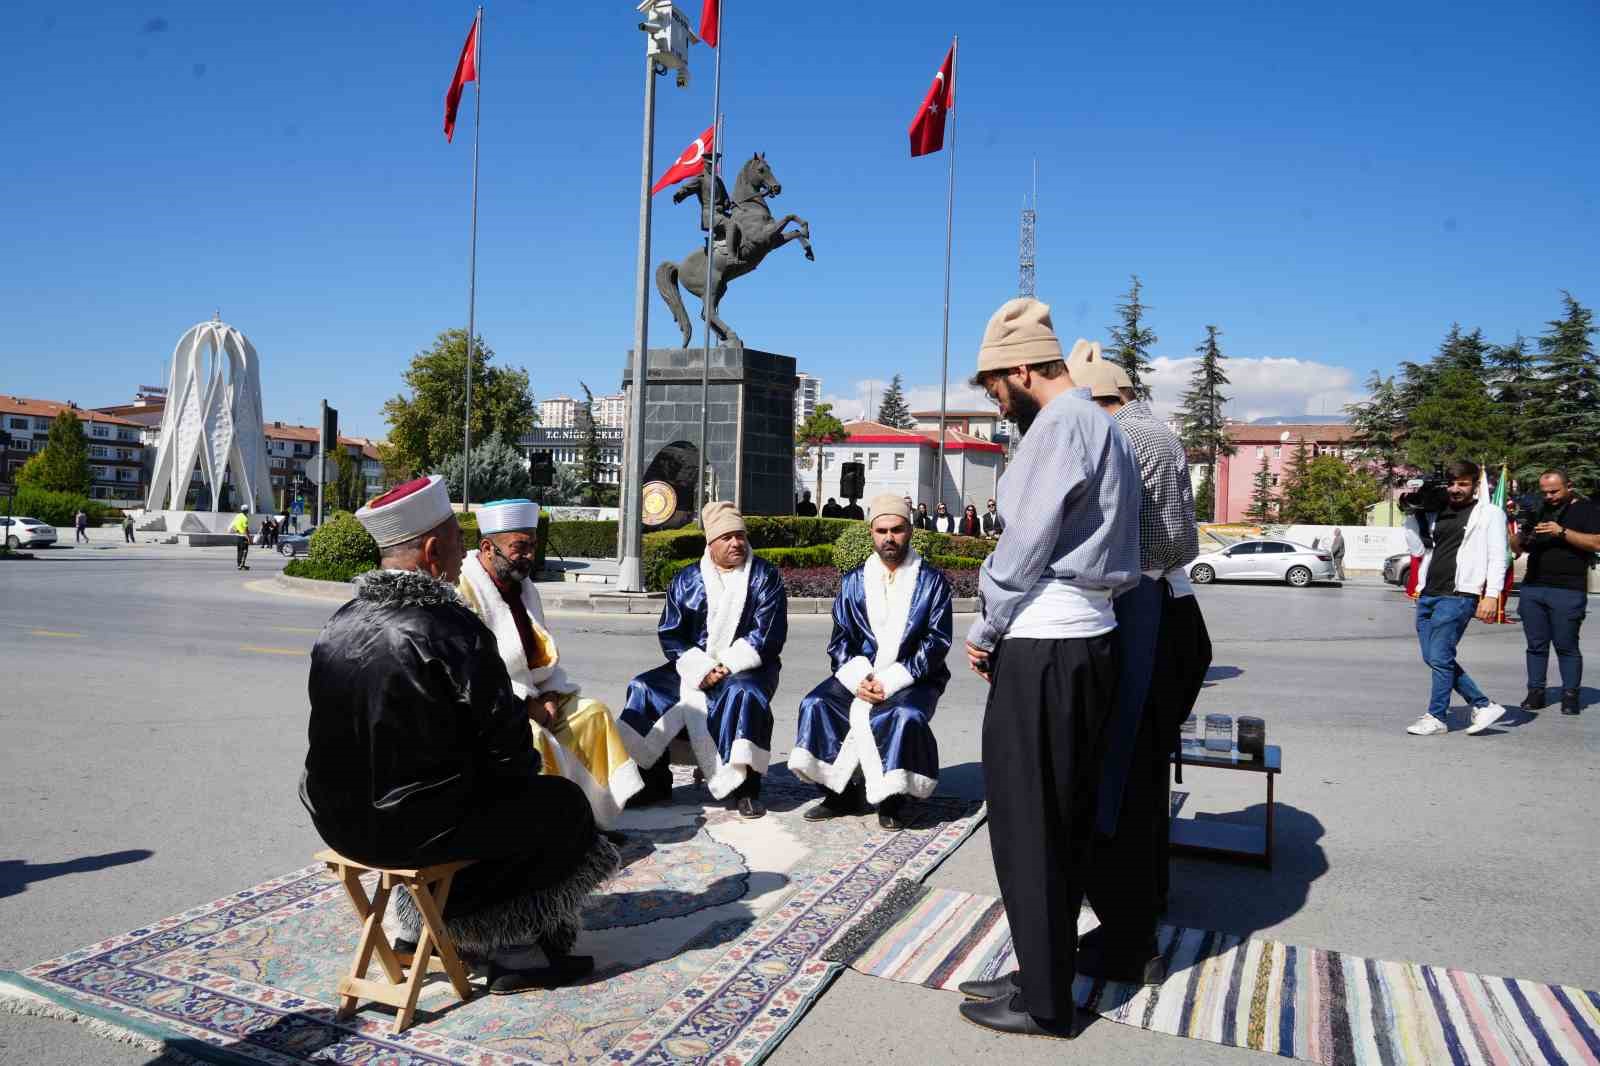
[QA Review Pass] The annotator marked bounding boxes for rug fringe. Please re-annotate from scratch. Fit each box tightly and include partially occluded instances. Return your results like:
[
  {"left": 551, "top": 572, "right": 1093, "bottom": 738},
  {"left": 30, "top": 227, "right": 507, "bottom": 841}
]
[{"left": 0, "top": 985, "right": 167, "bottom": 1053}]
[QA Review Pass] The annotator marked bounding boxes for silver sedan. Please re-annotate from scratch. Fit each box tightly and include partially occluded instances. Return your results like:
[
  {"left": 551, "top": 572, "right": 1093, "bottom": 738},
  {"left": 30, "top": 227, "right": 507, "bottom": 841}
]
[{"left": 1186, "top": 538, "right": 1338, "bottom": 587}]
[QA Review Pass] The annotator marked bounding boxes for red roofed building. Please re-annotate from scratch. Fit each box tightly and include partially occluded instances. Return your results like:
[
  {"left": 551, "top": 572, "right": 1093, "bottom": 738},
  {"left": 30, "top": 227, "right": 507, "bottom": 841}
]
[
  {"left": 798, "top": 419, "right": 1006, "bottom": 511},
  {"left": 1213, "top": 421, "right": 1363, "bottom": 522},
  {"left": 1, "top": 395, "right": 149, "bottom": 502}
]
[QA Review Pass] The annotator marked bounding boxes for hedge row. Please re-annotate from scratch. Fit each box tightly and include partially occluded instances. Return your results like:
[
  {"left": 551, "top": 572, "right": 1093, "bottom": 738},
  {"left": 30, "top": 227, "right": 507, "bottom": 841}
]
[
  {"left": 547, "top": 520, "right": 617, "bottom": 559},
  {"left": 284, "top": 557, "right": 371, "bottom": 583},
  {"left": 6, "top": 487, "right": 115, "bottom": 528}
]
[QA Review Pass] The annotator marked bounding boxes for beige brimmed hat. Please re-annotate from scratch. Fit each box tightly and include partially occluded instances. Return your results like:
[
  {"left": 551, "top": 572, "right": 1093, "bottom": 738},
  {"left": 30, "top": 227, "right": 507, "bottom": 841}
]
[
  {"left": 867, "top": 493, "right": 912, "bottom": 525},
  {"left": 976, "top": 298, "right": 1064, "bottom": 372},
  {"left": 1064, "top": 337, "right": 1106, "bottom": 378},
  {"left": 1074, "top": 359, "right": 1123, "bottom": 400},
  {"left": 1107, "top": 362, "right": 1134, "bottom": 391},
  {"left": 701, "top": 500, "right": 747, "bottom": 542}
]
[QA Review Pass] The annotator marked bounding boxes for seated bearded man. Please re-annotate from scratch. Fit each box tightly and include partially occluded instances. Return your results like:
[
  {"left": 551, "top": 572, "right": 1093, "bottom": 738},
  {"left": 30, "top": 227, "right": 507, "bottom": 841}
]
[
  {"left": 788, "top": 494, "right": 953, "bottom": 830},
  {"left": 457, "top": 498, "right": 644, "bottom": 834},
  {"left": 299, "top": 476, "right": 619, "bottom": 996},
  {"left": 618, "top": 501, "right": 787, "bottom": 819}
]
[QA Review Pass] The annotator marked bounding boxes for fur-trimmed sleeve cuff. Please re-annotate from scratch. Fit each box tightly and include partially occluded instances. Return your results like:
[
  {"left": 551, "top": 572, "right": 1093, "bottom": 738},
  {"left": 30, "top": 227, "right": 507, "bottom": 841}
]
[
  {"left": 834, "top": 655, "right": 874, "bottom": 694},
  {"left": 877, "top": 662, "right": 915, "bottom": 699},
  {"left": 718, "top": 638, "right": 764, "bottom": 676},
  {"left": 675, "top": 647, "right": 719, "bottom": 687}
]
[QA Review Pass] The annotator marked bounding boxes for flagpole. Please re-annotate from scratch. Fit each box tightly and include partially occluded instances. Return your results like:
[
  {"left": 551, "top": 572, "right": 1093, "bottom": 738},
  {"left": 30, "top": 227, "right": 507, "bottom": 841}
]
[
  {"left": 935, "top": 35, "right": 957, "bottom": 513},
  {"left": 697, "top": 9, "right": 724, "bottom": 517},
  {"left": 462, "top": 6, "right": 483, "bottom": 510}
]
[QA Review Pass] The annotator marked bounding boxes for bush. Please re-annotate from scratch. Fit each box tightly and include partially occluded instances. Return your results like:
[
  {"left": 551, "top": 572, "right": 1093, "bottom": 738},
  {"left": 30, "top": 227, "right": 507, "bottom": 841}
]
[
  {"left": 944, "top": 569, "right": 980, "bottom": 598},
  {"left": 457, "top": 511, "right": 480, "bottom": 549},
  {"left": 659, "top": 556, "right": 698, "bottom": 588},
  {"left": 644, "top": 528, "right": 708, "bottom": 590},
  {"left": 547, "top": 520, "right": 616, "bottom": 559},
  {"left": 781, "top": 566, "right": 843, "bottom": 599},
  {"left": 928, "top": 553, "right": 982, "bottom": 571},
  {"left": 830, "top": 523, "right": 875, "bottom": 572},
  {"left": 744, "top": 516, "right": 856, "bottom": 549},
  {"left": 10, "top": 486, "right": 106, "bottom": 528},
  {"left": 909, "top": 530, "right": 995, "bottom": 560},
  {"left": 284, "top": 558, "right": 372, "bottom": 583},
  {"left": 755, "top": 545, "right": 834, "bottom": 568},
  {"left": 642, "top": 516, "right": 866, "bottom": 591},
  {"left": 307, "top": 511, "right": 380, "bottom": 569}
]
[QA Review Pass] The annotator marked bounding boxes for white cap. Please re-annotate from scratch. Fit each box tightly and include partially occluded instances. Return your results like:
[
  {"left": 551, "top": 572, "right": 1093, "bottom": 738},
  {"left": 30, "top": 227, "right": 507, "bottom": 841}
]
[
  {"left": 355, "top": 474, "right": 454, "bottom": 548},
  {"left": 478, "top": 498, "right": 542, "bottom": 535}
]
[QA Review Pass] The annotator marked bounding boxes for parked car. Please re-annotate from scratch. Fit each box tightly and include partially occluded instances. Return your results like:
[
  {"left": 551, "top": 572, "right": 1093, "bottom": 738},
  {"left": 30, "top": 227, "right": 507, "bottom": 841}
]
[
  {"left": 1, "top": 516, "right": 58, "bottom": 549},
  {"left": 277, "top": 526, "right": 317, "bottom": 557},
  {"left": 1186, "top": 538, "right": 1337, "bottom": 587},
  {"left": 1382, "top": 552, "right": 1413, "bottom": 588}
]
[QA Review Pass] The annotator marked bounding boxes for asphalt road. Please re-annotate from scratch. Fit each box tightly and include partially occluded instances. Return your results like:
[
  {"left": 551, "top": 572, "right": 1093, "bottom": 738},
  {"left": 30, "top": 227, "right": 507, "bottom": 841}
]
[{"left": 1, "top": 539, "right": 1596, "bottom": 1065}]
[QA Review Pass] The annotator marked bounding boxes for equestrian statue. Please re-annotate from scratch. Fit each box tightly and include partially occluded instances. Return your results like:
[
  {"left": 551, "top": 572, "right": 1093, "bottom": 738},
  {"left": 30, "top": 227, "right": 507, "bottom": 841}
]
[{"left": 656, "top": 151, "right": 814, "bottom": 348}]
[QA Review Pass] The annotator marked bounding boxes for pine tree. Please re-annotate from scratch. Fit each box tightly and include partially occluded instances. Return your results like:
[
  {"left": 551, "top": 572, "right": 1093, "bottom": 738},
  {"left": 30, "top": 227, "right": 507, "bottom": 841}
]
[
  {"left": 1277, "top": 438, "right": 1314, "bottom": 522},
  {"left": 1244, "top": 454, "right": 1276, "bottom": 524},
  {"left": 1106, "top": 275, "right": 1157, "bottom": 401},
  {"left": 1404, "top": 367, "right": 1509, "bottom": 471},
  {"left": 1488, "top": 334, "right": 1537, "bottom": 485},
  {"left": 1193, "top": 470, "right": 1215, "bottom": 527},
  {"left": 578, "top": 382, "right": 603, "bottom": 503},
  {"left": 1344, "top": 371, "right": 1407, "bottom": 525},
  {"left": 1524, "top": 291, "right": 1599, "bottom": 494},
  {"left": 1178, "top": 325, "right": 1234, "bottom": 521},
  {"left": 875, "top": 374, "right": 915, "bottom": 429},
  {"left": 1436, "top": 323, "right": 1492, "bottom": 375}
]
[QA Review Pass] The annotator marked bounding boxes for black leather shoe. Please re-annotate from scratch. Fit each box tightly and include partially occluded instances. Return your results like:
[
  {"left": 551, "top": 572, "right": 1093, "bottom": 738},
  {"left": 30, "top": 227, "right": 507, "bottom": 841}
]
[
  {"left": 804, "top": 799, "right": 858, "bottom": 821},
  {"left": 1520, "top": 687, "right": 1548, "bottom": 711},
  {"left": 488, "top": 953, "right": 594, "bottom": 995},
  {"left": 1562, "top": 689, "right": 1581, "bottom": 716},
  {"left": 957, "top": 971, "right": 1020, "bottom": 1000},
  {"left": 628, "top": 761, "right": 674, "bottom": 808},
  {"left": 804, "top": 779, "right": 868, "bottom": 821},
  {"left": 877, "top": 795, "right": 909, "bottom": 832},
  {"left": 957, "top": 992, "right": 1074, "bottom": 1040},
  {"left": 736, "top": 795, "right": 766, "bottom": 819}
]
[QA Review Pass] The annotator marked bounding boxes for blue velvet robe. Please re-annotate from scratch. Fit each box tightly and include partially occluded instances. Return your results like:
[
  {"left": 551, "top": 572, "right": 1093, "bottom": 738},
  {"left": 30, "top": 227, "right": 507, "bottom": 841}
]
[
  {"left": 619, "top": 556, "right": 787, "bottom": 799},
  {"left": 788, "top": 559, "right": 952, "bottom": 803}
]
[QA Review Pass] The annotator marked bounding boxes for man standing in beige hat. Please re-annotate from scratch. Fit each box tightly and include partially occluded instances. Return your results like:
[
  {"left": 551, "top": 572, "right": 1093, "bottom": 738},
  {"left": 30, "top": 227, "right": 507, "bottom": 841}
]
[
  {"left": 953, "top": 299, "right": 1142, "bottom": 1040},
  {"left": 618, "top": 500, "right": 788, "bottom": 819},
  {"left": 788, "top": 493, "right": 953, "bottom": 831}
]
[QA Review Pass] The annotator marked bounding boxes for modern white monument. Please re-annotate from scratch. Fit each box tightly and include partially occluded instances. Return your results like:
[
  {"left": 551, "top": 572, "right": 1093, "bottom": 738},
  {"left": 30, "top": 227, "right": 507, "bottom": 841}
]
[{"left": 145, "top": 317, "right": 273, "bottom": 515}]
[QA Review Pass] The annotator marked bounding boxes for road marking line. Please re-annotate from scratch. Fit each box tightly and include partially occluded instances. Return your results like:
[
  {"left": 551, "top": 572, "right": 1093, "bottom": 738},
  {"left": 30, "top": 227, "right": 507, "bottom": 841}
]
[
  {"left": 31, "top": 629, "right": 82, "bottom": 638},
  {"left": 240, "top": 646, "right": 306, "bottom": 656}
]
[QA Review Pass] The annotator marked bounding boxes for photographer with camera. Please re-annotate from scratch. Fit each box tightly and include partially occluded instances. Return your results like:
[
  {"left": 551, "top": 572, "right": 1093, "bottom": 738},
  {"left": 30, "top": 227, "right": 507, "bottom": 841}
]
[
  {"left": 1512, "top": 470, "right": 1598, "bottom": 717},
  {"left": 1401, "top": 461, "right": 1510, "bottom": 736}
]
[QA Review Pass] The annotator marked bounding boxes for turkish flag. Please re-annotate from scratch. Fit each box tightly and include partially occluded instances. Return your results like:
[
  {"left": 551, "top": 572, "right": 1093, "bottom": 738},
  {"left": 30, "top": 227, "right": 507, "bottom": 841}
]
[
  {"left": 652, "top": 124, "right": 717, "bottom": 194},
  {"left": 443, "top": 16, "right": 479, "bottom": 143},
  {"left": 908, "top": 44, "right": 955, "bottom": 157},
  {"left": 699, "top": 0, "right": 719, "bottom": 47}
]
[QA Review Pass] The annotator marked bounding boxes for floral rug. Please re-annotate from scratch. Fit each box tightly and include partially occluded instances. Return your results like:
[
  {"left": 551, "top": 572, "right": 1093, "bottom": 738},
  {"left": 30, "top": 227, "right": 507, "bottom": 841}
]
[{"left": 0, "top": 767, "right": 983, "bottom": 1066}]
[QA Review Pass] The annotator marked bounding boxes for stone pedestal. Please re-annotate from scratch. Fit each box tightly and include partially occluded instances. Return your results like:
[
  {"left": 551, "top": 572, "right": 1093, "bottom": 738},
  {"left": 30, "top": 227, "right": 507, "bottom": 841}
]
[{"left": 622, "top": 347, "right": 797, "bottom": 517}]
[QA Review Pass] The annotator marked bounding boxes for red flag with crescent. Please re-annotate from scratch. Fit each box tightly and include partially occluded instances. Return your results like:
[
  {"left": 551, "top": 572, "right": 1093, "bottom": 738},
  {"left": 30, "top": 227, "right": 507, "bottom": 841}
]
[
  {"left": 443, "top": 16, "right": 479, "bottom": 143},
  {"left": 908, "top": 44, "right": 955, "bottom": 157},
  {"left": 699, "top": 0, "right": 719, "bottom": 47},
  {"left": 652, "top": 124, "right": 717, "bottom": 194}
]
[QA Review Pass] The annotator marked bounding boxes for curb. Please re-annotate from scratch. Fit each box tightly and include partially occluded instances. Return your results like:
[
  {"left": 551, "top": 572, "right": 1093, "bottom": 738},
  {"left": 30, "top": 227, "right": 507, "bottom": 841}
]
[{"left": 272, "top": 573, "right": 980, "bottom": 615}]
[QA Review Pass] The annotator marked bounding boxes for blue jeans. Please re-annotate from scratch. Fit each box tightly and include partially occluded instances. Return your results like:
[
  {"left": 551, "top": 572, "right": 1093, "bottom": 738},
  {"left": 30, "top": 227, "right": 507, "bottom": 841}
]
[
  {"left": 1519, "top": 585, "right": 1587, "bottom": 692},
  {"left": 1415, "top": 594, "right": 1490, "bottom": 721}
]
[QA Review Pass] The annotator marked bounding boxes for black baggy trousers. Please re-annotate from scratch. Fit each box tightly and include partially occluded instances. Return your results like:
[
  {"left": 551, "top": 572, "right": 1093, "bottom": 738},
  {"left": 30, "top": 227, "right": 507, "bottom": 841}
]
[{"left": 982, "top": 633, "right": 1118, "bottom": 1024}]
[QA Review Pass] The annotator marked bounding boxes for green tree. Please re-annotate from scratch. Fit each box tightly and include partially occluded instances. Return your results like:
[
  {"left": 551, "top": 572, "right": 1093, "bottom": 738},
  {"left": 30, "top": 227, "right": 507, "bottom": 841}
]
[
  {"left": 382, "top": 330, "right": 536, "bottom": 480},
  {"left": 1435, "top": 323, "right": 1493, "bottom": 375},
  {"left": 1344, "top": 371, "right": 1408, "bottom": 526},
  {"left": 1178, "top": 325, "right": 1234, "bottom": 520},
  {"left": 1277, "top": 455, "right": 1383, "bottom": 525},
  {"left": 1403, "top": 366, "right": 1508, "bottom": 471},
  {"left": 546, "top": 463, "right": 589, "bottom": 506},
  {"left": 1488, "top": 334, "right": 1537, "bottom": 485},
  {"left": 440, "top": 433, "right": 534, "bottom": 503},
  {"left": 17, "top": 411, "right": 91, "bottom": 495},
  {"left": 330, "top": 448, "right": 366, "bottom": 512},
  {"left": 875, "top": 374, "right": 915, "bottom": 429},
  {"left": 576, "top": 383, "right": 607, "bottom": 505},
  {"left": 1244, "top": 454, "right": 1276, "bottom": 523},
  {"left": 795, "top": 402, "right": 847, "bottom": 507},
  {"left": 1524, "top": 292, "right": 1599, "bottom": 495},
  {"left": 1106, "top": 274, "right": 1157, "bottom": 401},
  {"left": 1193, "top": 470, "right": 1215, "bottom": 527},
  {"left": 1277, "top": 438, "right": 1314, "bottom": 522}
]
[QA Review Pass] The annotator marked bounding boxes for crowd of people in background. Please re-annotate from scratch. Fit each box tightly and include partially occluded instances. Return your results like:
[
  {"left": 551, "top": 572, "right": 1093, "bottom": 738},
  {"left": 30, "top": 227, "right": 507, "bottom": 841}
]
[{"left": 798, "top": 490, "right": 1006, "bottom": 539}]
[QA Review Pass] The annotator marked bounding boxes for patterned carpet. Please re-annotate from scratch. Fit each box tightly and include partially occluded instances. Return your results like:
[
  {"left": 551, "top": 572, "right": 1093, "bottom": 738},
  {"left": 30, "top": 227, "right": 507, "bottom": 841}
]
[
  {"left": 0, "top": 768, "right": 984, "bottom": 1066},
  {"left": 828, "top": 882, "right": 1600, "bottom": 1066}
]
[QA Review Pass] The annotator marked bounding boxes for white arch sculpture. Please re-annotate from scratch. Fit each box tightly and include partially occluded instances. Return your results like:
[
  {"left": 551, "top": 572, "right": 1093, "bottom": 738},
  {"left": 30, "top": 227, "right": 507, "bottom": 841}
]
[{"left": 146, "top": 319, "right": 273, "bottom": 513}]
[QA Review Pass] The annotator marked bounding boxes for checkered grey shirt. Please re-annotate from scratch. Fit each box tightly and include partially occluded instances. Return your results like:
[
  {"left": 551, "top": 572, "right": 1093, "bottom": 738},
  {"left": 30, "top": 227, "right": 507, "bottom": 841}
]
[
  {"left": 967, "top": 388, "right": 1142, "bottom": 651},
  {"left": 1112, "top": 401, "right": 1199, "bottom": 573}
]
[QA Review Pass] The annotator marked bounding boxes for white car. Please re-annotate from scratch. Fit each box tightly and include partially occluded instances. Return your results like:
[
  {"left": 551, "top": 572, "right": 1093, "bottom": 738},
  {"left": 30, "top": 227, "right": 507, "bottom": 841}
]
[
  {"left": 1, "top": 516, "right": 58, "bottom": 549},
  {"left": 1186, "top": 538, "right": 1337, "bottom": 587}
]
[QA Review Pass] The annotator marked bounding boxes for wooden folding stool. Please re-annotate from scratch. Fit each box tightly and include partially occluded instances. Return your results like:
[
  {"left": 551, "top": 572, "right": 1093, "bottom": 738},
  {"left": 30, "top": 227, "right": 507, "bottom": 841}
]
[{"left": 315, "top": 849, "right": 476, "bottom": 1034}]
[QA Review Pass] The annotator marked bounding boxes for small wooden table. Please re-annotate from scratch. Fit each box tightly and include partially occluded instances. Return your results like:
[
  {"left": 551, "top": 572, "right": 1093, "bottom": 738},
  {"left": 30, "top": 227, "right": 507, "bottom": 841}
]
[{"left": 1168, "top": 743, "right": 1282, "bottom": 868}]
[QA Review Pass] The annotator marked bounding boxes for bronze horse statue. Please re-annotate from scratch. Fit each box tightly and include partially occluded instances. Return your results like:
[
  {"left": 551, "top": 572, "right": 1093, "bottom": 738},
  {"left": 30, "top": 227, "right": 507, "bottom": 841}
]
[{"left": 656, "top": 153, "right": 814, "bottom": 348}]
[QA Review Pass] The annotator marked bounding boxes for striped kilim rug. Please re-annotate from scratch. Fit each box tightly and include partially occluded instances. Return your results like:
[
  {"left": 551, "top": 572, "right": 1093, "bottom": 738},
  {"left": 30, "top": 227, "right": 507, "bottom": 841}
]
[{"left": 826, "top": 882, "right": 1600, "bottom": 1066}]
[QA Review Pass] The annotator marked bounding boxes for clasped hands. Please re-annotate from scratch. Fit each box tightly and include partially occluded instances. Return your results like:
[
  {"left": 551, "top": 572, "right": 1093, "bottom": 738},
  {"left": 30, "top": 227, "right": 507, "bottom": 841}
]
[
  {"left": 699, "top": 664, "right": 732, "bottom": 690},
  {"left": 526, "top": 692, "right": 563, "bottom": 728}
]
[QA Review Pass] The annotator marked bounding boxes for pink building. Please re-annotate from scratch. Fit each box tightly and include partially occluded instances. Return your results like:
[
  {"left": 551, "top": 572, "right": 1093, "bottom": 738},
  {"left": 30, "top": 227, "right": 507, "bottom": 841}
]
[{"left": 1212, "top": 422, "right": 1360, "bottom": 523}]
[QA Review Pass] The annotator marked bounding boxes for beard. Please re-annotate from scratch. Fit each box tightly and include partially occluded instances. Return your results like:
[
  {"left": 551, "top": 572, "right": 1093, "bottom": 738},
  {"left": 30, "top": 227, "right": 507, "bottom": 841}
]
[
  {"left": 491, "top": 553, "right": 532, "bottom": 584},
  {"left": 875, "top": 539, "right": 906, "bottom": 565},
  {"left": 1005, "top": 387, "right": 1042, "bottom": 435}
]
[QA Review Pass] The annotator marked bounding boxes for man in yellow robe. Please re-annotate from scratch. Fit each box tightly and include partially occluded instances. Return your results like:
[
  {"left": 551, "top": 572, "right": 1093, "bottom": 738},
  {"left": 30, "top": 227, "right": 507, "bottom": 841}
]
[{"left": 458, "top": 499, "right": 643, "bottom": 832}]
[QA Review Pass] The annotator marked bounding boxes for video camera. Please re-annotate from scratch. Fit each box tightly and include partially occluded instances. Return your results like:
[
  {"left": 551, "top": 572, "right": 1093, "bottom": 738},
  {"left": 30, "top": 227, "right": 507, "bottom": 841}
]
[
  {"left": 1516, "top": 492, "right": 1562, "bottom": 543},
  {"left": 1398, "top": 465, "right": 1450, "bottom": 515}
]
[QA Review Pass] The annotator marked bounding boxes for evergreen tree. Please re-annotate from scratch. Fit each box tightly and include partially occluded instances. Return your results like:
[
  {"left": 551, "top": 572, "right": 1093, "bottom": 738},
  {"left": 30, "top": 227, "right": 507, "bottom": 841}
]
[
  {"left": 330, "top": 448, "right": 366, "bottom": 512},
  {"left": 1488, "top": 334, "right": 1537, "bottom": 485},
  {"left": 578, "top": 382, "right": 603, "bottom": 503},
  {"left": 875, "top": 374, "right": 915, "bottom": 429},
  {"left": 1404, "top": 367, "right": 1509, "bottom": 471},
  {"left": 1193, "top": 470, "right": 1215, "bottom": 527},
  {"left": 1277, "top": 438, "right": 1314, "bottom": 522},
  {"left": 1178, "top": 325, "right": 1234, "bottom": 520},
  {"left": 1436, "top": 323, "right": 1492, "bottom": 375},
  {"left": 17, "top": 410, "right": 91, "bottom": 495},
  {"left": 795, "top": 402, "right": 847, "bottom": 506},
  {"left": 1244, "top": 454, "right": 1276, "bottom": 524},
  {"left": 1524, "top": 291, "right": 1599, "bottom": 494},
  {"left": 440, "top": 433, "right": 534, "bottom": 503},
  {"left": 1106, "top": 275, "right": 1157, "bottom": 401},
  {"left": 1344, "top": 371, "right": 1408, "bottom": 525},
  {"left": 1279, "top": 455, "right": 1384, "bottom": 525}
]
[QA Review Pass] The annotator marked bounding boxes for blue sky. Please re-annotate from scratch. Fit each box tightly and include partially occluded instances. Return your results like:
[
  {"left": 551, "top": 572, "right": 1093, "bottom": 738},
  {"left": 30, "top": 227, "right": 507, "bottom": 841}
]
[{"left": 1, "top": 1, "right": 1595, "bottom": 436}]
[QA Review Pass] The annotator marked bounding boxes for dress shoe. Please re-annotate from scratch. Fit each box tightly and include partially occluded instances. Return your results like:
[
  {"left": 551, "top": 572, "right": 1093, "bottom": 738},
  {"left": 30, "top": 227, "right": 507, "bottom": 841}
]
[
  {"left": 488, "top": 951, "right": 595, "bottom": 994},
  {"left": 805, "top": 779, "right": 868, "bottom": 821},
  {"left": 876, "top": 795, "right": 909, "bottom": 832},
  {"left": 628, "top": 761, "right": 674, "bottom": 808},
  {"left": 1520, "top": 687, "right": 1548, "bottom": 711},
  {"left": 957, "top": 992, "right": 1074, "bottom": 1040},
  {"left": 736, "top": 794, "right": 766, "bottom": 819},
  {"left": 957, "top": 971, "right": 1020, "bottom": 1000},
  {"left": 1562, "top": 689, "right": 1581, "bottom": 716}
]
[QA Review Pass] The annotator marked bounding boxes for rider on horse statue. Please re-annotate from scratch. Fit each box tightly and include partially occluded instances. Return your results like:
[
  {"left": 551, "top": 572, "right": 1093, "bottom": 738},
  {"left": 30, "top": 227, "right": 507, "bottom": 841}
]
[{"left": 672, "top": 150, "right": 744, "bottom": 261}]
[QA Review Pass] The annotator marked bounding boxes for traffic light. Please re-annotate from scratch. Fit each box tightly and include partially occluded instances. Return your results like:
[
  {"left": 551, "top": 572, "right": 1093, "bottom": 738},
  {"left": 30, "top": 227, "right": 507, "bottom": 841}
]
[
  {"left": 321, "top": 405, "right": 339, "bottom": 449},
  {"left": 839, "top": 461, "right": 865, "bottom": 500}
]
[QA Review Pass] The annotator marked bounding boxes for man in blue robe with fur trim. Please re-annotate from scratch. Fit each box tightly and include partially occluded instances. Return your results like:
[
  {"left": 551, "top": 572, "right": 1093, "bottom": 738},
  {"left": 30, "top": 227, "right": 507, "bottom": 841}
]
[
  {"left": 619, "top": 500, "right": 787, "bottom": 819},
  {"left": 788, "top": 493, "right": 953, "bottom": 831}
]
